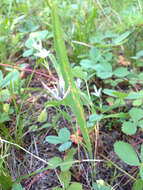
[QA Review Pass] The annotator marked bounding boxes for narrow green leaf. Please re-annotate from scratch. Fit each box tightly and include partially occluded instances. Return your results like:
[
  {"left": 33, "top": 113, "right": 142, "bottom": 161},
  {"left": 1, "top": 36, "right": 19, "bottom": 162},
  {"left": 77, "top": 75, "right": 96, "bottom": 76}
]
[
  {"left": 45, "top": 136, "right": 63, "bottom": 144},
  {"left": 52, "top": 4, "right": 92, "bottom": 157},
  {"left": 0, "top": 70, "right": 3, "bottom": 82},
  {"left": 1, "top": 71, "right": 19, "bottom": 88},
  {"left": 114, "top": 141, "right": 140, "bottom": 166},
  {"left": 113, "top": 31, "right": 130, "bottom": 44}
]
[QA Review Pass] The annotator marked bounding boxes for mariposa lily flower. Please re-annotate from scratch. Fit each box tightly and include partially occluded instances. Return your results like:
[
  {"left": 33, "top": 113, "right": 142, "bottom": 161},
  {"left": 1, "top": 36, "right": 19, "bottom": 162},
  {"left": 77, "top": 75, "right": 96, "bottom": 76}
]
[
  {"left": 91, "top": 85, "right": 102, "bottom": 98},
  {"left": 33, "top": 39, "right": 50, "bottom": 58},
  {"left": 42, "top": 76, "right": 71, "bottom": 101}
]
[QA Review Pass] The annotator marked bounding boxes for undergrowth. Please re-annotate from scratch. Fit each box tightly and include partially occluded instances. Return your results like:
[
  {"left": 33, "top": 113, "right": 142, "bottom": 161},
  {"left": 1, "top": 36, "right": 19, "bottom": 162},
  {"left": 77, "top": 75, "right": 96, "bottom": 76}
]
[{"left": 1, "top": 0, "right": 143, "bottom": 190}]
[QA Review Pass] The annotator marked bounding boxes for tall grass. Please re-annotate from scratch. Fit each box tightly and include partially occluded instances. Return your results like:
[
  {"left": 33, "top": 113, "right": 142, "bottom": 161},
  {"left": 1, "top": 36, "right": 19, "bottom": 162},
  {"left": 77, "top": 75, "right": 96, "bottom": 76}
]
[{"left": 51, "top": 3, "right": 93, "bottom": 158}]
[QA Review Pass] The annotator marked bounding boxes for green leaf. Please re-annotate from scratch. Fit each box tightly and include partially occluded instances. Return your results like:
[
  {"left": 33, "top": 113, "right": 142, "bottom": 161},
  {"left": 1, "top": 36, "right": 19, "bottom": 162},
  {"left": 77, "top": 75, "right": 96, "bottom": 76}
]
[
  {"left": 45, "top": 136, "right": 63, "bottom": 144},
  {"left": 133, "top": 99, "right": 142, "bottom": 106},
  {"left": 29, "top": 125, "right": 38, "bottom": 132},
  {"left": 126, "top": 92, "right": 143, "bottom": 100},
  {"left": 103, "top": 89, "right": 117, "bottom": 97},
  {"left": 0, "top": 113, "right": 11, "bottom": 123},
  {"left": 93, "top": 183, "right": 111, "bottom": 190},
  {"left": 95, "top": 62, "right": 112, "bottom": 79},
  {"left": 141, "top": 144, "right": 143, "bottom": 163},
  {"left": 48, "top": 157, "right": 62, "bottom": 169},
  {"left": 58, "top": 141, "right": 72, "bottom": 152},
  {"left": 12, "top": 183, "right": 25, "bottom": 190},
  {"left": 61, "top": 148, "right": 76, "bottom": 171},
  {"left": 132, "top": 179, "right": 143, "bottom": 190},
  {"left": 58, "top": 128, "right": 70, "bottom": 142},
  {"left": 89, "top": 114, "right": 103, "bottom": 122},
  {"left": 68, "top": 182, "right": 82, "bottom": 190},
  {"left": 80, "top": 59, "right": 94, "bottom": 69},
  {"left": 104, "top": 113, "right": 128, "bottom": 119},
  {"left": 129, "top": 108, "right": 143, "bottom": 122},
  {"left": 113, "top": 31, "right": 130, "bottom": 44},
  {"left": 0, "top": 70, "right": 3, "bottom": 81},
  {"left": 72, "top": 66, "right": 87, "bottom": 80},
  {"left": 113, "top": 91, "right": 128, "bottom": 99},
  {"left": 136, "top": 50, "right": 143, "bottom": 58},
  {"left": 39, "top": 123, "right": 52, "bottom": 130},
  {"left": 122, "top": 121, "right": 137, "bottom": 135},
  {"left": 59, "top": 171, "right": 71, "bottom": 189},
  {"left": 114, "top": 141, "right": 140, "bottom": 166},
  {"left": 113, "top": 67, "right": 129, "bottom": 78},
  {"left": 23, "top": 49, "right": 34, "bottom": 57},
  {"left": 140, "top": 166, "right": 143, "bottom": 180},
  {"left": 38, "top": 109, "right": 47, "bottom": 123},
  {"left": 0, "top": 174, "right": 13, "bottom": 190},
  {"left": 0, "top": 89, "right": 10, "bottom": 101},
  {"left": 1, "top": 71, "right": 19, "bottom": 88},
  {"left": 138, "top": 120, "right": 143, "bottom": 129},
  {"left": 52, "top": 4, "right": 92, "bottom": 157}
]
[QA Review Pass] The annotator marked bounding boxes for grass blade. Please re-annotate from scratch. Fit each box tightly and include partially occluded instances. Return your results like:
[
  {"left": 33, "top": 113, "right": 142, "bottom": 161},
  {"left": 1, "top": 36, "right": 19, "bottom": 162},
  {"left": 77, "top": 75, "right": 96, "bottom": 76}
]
[{"left": 51, "top": 4, "right": 92, "bottom": 157}]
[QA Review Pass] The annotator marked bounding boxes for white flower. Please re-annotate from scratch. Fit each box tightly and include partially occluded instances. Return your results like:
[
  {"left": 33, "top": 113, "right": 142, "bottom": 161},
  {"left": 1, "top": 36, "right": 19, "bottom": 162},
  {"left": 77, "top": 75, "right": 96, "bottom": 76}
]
[
  {"left": 42, "top": 77, "right": 70, "bottom": 100},
  {"left": 33, "top": 39, "right": 50, "bottom": 58},
  {"left": 92, "top": 85, "right": 102, "bottom": 97}
]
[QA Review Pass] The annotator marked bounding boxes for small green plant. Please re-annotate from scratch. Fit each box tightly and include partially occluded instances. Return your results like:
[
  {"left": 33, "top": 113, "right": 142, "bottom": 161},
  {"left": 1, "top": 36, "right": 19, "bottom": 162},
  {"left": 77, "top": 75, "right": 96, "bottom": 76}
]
[
  {"left": 121, "top": 107, "right": 143, "bottom": 135},
  {"left": 23, "top": 30, "right": 51, "bottom": 59},
  {"left": 53, "top": 171, "right": 82, "bottom": 190},
  {"left": 93, "top": 179, "right": 112, "bottom": 190},
  {"left": 0, "top": 70, "right": 20, "bottom": 123},
  {"left": 45, "top": 128, "right": 72, "bottom": 152}
]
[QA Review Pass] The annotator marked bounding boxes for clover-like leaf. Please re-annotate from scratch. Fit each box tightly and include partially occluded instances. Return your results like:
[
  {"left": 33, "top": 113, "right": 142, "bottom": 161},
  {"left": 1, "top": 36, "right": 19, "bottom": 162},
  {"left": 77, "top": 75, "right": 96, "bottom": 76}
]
[
  {"left": 138, "top": 120, "right": 143, "bottom": 129},
  {"left": 122, "top": 121, "right": 137, "bottom": 135},
  {"left": 114, "top": 141, "right": 140, "bottom": 166},
  {"left": 68, "top": 182, "right": 82, "bottom": 190},
  {"left": 58, "top": 128, "right": 71, "bottom": 142},
  {"left": 58, "top": 141, "right": 72, "bottom": 152},
  {"left": 129, "top": 108, "right": 143, "bottom": 122},
  {"left": 48, "top": 157, "right": 62, "bottom": 169},
  {"left": 114, "top": 67, "right": 129, "bottom": 78},
  {"left": 45, "top": 136, "right": 63, "bottom": 144},
  {"left": 59, "top": 171, "right": 71, "bottom": 189}
]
